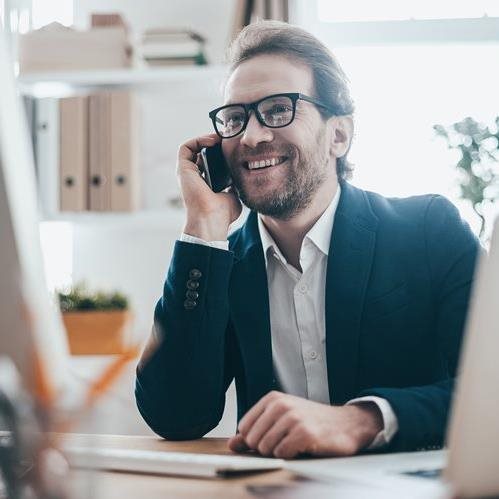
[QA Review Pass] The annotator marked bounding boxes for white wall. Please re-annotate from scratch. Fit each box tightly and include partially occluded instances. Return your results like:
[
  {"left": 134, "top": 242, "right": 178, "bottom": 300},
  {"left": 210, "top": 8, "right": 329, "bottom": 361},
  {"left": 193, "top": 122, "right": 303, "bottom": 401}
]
[{"left": 73, "top": 0, "right": 238, "bottom": 65}]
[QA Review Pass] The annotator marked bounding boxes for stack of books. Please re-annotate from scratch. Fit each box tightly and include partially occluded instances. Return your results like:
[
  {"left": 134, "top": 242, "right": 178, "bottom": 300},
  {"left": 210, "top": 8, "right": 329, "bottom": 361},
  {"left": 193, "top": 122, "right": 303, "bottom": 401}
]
[{"left": 140, "top": 28, "right": 207, "bottom": 66}]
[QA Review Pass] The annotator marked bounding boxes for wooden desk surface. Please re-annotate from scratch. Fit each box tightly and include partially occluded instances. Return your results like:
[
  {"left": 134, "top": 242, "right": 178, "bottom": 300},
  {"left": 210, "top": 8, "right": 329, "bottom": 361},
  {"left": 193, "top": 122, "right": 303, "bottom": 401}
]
[{"left": 65, "top": 434, "right": 338, "bottom": 499}]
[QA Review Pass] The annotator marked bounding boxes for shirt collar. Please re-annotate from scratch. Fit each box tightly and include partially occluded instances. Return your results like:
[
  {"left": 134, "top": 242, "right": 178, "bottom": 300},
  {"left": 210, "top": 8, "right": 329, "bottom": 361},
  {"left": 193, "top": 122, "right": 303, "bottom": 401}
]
[{"left": 257, "top": 183, "right": 342, "bottom": 268}]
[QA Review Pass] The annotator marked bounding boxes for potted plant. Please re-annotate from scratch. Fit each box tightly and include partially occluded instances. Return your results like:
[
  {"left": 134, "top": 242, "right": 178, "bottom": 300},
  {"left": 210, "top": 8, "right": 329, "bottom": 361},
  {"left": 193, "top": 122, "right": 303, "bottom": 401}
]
[
  {"left": 58, "top": 283, "right": 132, "bottom": 355},
  {"left": 434, "top": 117, "right": 499, "bottom": 241}
]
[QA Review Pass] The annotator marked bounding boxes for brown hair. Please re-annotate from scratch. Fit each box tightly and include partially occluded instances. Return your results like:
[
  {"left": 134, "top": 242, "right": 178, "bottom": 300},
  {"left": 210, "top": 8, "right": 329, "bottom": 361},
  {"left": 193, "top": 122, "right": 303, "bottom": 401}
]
[{"left": 227, "top": 20, "right": 355, "bottom": 180}]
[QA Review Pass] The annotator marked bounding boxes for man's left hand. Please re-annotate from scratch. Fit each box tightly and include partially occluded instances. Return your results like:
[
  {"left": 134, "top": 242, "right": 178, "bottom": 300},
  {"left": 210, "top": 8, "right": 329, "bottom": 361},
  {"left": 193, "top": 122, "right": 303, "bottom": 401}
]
[{"left": 227, "top": 391, "right": 383, "bottom": 459}]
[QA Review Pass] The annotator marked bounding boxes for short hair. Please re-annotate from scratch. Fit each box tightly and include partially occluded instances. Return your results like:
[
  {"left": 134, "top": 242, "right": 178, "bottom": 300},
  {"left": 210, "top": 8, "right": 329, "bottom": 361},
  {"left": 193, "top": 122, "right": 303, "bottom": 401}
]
[{"left": 227, "top": 20, "right": 355, "bottom": 180}]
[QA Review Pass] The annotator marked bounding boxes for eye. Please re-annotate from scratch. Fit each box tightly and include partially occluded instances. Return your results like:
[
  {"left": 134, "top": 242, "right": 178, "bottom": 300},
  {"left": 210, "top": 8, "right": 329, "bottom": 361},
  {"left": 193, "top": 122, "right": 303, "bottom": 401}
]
[
  {"left": 221, "top": 110, "right": 245, "bottom": 125},
  {"left": 269, "top": 104, "right": 293, "bottom": 114},
  {"left": 227, "top": 113, "right": 245, "bottom": 124}
]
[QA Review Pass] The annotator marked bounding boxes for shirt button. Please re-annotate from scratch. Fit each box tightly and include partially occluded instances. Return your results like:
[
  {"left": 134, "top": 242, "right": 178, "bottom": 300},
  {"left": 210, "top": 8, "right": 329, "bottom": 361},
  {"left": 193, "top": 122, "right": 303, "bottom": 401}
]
[
  {"left": 189, "top": 269, "right": 202, "bottom": 279},
  {"left": 309, "top": 351, "right": 318, "bottom": 360},
  {"left": 298, "top": 283, "right": 308, "bottom": 294}
]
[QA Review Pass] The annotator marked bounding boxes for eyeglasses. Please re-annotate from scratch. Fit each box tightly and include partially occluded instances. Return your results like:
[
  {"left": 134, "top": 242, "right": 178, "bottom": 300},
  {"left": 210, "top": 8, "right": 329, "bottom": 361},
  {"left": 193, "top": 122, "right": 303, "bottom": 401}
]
[{"left": 208, "top": 92, "right": 335, "bottom": 139}]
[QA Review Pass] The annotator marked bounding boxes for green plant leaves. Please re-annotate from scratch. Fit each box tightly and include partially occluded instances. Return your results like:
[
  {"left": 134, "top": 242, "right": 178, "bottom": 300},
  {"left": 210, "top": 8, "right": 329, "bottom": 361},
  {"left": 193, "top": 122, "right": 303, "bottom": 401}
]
[{"left": 57, "top": 282, "right": 128, "bottom": 312}]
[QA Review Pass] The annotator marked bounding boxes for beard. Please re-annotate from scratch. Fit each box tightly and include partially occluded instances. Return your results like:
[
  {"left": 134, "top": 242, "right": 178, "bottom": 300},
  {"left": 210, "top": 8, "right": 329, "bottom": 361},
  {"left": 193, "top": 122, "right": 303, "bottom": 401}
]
[{"left": 227, "top": 127, "right": 330, "bottom": 220}]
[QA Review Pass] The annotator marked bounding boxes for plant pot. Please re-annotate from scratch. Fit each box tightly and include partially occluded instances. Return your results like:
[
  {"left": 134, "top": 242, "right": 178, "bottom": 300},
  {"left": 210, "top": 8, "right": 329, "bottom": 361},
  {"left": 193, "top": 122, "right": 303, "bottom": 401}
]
[{"left": 62, "top": 310, "right": 132, "bottom": 355}]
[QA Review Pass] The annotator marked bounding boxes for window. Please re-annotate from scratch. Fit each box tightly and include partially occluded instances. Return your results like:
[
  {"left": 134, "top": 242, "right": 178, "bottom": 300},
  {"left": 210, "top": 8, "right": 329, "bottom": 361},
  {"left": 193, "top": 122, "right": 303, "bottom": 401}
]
[
  {"left": 290, "top": 0, "right": 499, "bottom": 233},
  {"left": 318, "top": 0, "right": 499, "bottom": 23}
]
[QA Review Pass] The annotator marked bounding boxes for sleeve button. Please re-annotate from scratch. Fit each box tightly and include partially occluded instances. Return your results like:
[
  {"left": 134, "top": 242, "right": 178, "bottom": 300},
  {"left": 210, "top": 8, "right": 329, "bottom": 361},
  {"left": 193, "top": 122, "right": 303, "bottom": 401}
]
[
  {"left": 186, "top": 290, "right": 199, "bottom": 300},
  {"left": 189, "top": 269, "right": 202, "bottom": 279},
  {"left": 186, "top": 280, "right": 199, "bottom": 290},
  {"left": 184, "top": 299, "right": 197, "bottom": 310}
]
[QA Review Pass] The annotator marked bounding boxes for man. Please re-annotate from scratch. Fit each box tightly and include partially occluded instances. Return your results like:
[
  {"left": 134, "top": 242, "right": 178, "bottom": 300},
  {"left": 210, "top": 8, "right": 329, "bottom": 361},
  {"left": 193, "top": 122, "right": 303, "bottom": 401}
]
[{"left": 135, "top": 21, "right": 480, "bottom": 458}]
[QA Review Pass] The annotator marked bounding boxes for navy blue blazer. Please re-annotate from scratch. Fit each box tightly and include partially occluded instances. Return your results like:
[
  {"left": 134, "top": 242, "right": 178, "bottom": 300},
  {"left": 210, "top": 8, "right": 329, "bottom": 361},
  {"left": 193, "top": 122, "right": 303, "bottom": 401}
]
[{"left": 136, "top": 181, "right": 480, "bottom": 452}]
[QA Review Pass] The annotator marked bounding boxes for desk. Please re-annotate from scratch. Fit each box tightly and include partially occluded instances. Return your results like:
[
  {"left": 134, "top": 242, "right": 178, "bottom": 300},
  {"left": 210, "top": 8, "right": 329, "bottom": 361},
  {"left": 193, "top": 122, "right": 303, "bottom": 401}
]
[{"left": 65, "top": 434, "right": 388, "bottom": 499}]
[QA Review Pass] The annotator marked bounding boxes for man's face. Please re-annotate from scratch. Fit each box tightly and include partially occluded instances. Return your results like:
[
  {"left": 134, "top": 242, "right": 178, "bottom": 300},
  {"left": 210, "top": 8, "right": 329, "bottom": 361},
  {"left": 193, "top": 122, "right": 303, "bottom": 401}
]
[{"left": 221, "top": 54, "right": 336, "bottom": 220}]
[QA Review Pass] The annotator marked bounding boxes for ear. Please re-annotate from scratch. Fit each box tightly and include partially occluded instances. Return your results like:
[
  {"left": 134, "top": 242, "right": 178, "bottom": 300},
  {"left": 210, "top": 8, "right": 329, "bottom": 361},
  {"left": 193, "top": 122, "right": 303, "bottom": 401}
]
[{"left": 328, "top": 115, "right": 354, "bottom": 159}]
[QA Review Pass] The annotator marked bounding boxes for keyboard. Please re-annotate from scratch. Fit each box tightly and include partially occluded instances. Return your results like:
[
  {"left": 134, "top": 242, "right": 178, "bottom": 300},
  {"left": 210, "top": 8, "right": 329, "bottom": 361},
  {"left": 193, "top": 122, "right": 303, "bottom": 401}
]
[
  {"left": 399, "top": 468, "right": 442, "bottom": 480},
  {"left": 65, "top": 446, "right": 285, "bottom": 478}
]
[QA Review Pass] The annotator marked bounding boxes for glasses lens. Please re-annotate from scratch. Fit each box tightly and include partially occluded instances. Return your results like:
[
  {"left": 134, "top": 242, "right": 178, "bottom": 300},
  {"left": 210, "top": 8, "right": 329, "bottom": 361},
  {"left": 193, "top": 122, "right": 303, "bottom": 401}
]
[
  {"left": 215, "top": 105, "right": 246, "bottom": 137},
  {"left": 258, "top": 95, "right": 294, "bottom": 127}
]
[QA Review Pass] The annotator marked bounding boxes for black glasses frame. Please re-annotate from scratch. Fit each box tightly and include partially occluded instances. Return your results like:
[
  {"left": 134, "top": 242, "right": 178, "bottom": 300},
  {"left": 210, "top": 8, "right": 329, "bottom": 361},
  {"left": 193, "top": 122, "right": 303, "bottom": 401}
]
[{"left": 208, "top": 92, "right": 335, "bottom": 139}]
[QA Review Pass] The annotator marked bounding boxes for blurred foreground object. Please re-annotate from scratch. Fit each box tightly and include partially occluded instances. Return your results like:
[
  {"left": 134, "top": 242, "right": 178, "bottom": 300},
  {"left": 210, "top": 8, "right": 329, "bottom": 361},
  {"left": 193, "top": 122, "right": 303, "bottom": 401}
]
[{"left": 0, "top": 358, "right": 70, "bottom": 499}]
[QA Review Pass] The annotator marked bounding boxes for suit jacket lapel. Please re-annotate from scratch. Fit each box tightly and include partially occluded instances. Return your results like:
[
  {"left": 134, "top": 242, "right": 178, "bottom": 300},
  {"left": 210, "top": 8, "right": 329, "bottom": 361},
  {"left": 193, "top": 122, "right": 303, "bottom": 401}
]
[
  {"left": 229, "top": 212, "right": 276, "bottom": 407},
  {"left": 326, "top": 182, "right": 378, "bottom": 404}
]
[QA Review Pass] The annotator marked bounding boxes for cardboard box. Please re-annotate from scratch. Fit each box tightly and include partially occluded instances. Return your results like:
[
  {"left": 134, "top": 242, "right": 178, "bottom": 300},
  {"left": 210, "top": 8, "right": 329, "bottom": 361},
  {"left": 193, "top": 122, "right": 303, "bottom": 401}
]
[{"left": 19, "top": 22, "right": 131, "bottom": 74}]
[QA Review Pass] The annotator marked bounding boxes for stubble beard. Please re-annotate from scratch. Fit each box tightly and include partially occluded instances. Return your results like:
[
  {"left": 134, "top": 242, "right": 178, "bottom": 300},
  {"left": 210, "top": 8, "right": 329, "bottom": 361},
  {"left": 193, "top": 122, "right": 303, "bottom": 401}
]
[{"left": 229, "top": 128, "right": 330, "bottom": 220}]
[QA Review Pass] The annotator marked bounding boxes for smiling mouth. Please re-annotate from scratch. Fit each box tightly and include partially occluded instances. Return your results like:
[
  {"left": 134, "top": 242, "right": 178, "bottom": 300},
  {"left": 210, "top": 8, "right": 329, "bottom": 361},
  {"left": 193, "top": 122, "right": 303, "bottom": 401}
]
[{"left": 244, "top": 156, "right": 287, "bottom": 170}]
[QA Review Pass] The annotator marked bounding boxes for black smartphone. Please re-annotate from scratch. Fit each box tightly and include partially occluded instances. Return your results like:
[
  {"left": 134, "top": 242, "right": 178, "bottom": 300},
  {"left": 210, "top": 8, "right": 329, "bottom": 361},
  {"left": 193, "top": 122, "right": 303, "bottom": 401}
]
[{"left": 200, "top": 143, "right": 232, "bottom": 193}]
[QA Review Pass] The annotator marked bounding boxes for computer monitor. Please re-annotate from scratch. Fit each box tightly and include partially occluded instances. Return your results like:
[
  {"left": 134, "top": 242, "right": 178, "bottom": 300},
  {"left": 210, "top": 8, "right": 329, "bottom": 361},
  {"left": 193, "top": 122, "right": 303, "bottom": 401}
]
[
  {"left": 0, "top": 29, "right": 69, "bottom": 403},
  {"left": 444, "top": 215, "right": 499, "bottom": 497}
]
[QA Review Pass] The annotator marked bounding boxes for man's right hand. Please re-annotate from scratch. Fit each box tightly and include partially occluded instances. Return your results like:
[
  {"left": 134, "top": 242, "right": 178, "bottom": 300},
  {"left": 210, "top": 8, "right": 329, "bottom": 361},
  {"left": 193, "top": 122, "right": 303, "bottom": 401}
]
[{"left": 177, "top": 133, "right": 242, "bottom": 241}]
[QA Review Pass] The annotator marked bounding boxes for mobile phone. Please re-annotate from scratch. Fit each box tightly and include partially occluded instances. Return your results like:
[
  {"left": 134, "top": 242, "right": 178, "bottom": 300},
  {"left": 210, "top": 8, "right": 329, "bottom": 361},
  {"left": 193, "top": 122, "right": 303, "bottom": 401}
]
[{"left": 200, "top": 143, "right": 232, "bottom": 193}]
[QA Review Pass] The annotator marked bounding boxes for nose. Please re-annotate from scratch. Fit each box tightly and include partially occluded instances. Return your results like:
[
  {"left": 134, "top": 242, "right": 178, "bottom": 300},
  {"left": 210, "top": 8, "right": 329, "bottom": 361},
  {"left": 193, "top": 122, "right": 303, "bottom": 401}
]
[{"left": 239, "top": 111, "right": 274, "bottom": 148}]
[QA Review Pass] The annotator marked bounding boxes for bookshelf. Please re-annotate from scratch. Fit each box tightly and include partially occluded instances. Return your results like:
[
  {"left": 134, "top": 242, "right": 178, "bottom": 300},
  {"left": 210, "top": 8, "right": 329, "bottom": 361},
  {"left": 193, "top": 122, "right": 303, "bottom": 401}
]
[{"left": 20, "top": 65, "right": 227, "bottom": 222}]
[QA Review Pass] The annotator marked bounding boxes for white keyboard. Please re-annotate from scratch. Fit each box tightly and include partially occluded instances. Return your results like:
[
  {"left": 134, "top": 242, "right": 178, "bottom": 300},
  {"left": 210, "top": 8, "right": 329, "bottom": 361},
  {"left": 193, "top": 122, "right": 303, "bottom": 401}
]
[{"left": 65, "top": 446, "right": 284, "bottom": 478}]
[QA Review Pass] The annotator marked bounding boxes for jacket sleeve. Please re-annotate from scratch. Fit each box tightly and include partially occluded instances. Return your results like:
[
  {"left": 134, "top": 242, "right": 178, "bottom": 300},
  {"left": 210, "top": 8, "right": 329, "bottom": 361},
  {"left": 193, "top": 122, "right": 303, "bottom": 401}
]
[
  {"left": 135, "top": 240, "right": 236, "bottom": 440},
  {"left": 359, "top": 195, "right": 481, "bottom": 452}
]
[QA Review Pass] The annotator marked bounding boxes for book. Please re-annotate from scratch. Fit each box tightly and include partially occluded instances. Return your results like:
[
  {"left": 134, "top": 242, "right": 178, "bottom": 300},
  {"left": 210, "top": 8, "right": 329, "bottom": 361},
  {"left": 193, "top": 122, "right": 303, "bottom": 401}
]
[
  {"left": 88, "top": 91, "right": 139, "bottom": 211},
  {"left": 88, "top": 93, "right": 111, "bottom": 211},
  {"left": 59, "top": 96, "right": 88, "bottom": 211},
  {"left": 143, "top": 54, "right": 207, "bottom": 66},
  {"left": 110, "top": 91, "right": 139, "bottom": 211},
  {"left": 140, "top": 28, "right": 207, "bottom": 66}
]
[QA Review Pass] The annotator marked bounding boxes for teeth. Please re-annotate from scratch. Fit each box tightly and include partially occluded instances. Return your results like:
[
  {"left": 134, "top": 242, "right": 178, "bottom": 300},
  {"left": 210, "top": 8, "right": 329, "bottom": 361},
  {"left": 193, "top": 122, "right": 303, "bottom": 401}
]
[{"left": 247, "top": 157, "right": 283, "bottom": 169}]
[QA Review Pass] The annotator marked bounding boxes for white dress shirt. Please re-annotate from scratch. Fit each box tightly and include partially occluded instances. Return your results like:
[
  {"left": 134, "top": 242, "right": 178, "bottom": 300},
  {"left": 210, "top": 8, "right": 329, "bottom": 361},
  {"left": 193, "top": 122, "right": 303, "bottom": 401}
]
[{"left": 180, "top": 185, "right": 398, "bottom": 448}]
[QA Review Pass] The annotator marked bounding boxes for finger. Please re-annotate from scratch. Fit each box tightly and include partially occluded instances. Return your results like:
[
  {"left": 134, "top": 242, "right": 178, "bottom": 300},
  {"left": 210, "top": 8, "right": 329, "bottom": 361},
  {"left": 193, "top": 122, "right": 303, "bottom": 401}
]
[
  {"left": 237, "top": 401, "right": 267, "bottom": 437},
  {"left": 256, "top": 412, "right": 297, "bottom": 456},
  {"left": 178, "top": 134, "right": 220, "bottom": 163},
  {"left": 273, "top": 432, "right": 306, "bottom": 460},
  {"left": 227, "top": 434, "right": 250, "bottom": 453},
  {"left": 238, "top": 391, "right": 278, "bottom": 435},
  {"left": 177, "top": 135, "right": 221, "bottom": 182},
  {"left": 243, "top": 399, "right": 291, "bottom": 451}
]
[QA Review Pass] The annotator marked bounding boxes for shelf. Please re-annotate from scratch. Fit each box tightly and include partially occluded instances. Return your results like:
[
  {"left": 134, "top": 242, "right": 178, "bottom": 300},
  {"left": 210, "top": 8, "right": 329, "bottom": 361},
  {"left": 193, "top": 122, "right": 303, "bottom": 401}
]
[
  {"left": 18, "top": 65, "right": 227, "bottom": 98},
  {"left": 39, "top": 209, "right": 186, "bottom": 229},
  {"left": 39, "top": 207, "right": 251, "bottom": 234}
]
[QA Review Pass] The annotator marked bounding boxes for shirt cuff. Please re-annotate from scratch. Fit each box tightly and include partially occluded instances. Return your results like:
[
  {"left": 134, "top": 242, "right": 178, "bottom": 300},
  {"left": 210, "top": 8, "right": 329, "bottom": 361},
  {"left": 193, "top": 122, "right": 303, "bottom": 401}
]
[
  {"left": 179, "top": 232, "right": 229, "bottom": 251},
  {"left": 346, "top": 396, "right": 399, "bottom": 449}
]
